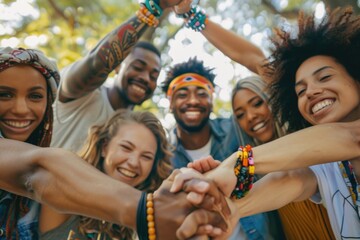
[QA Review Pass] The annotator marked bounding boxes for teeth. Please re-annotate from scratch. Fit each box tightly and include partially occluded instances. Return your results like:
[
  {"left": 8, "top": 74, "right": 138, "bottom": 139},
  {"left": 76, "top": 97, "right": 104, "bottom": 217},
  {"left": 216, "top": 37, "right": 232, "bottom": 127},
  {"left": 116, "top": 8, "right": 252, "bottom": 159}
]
[
  {"left": 4, "top": 120, "right": 31, "bottom": 128},
  {"left": 133, "top": 85, "right": 146, "bottom": 94},
  {"left": 312, "top": 99, "right": 334, "bottom": 114},
  {"left": 185, "top": 112, "right": 200, "bottom": 117},
  {"left": 118, "top": 168, "right": 137, "bottom": 178},
  {"left": 252, "top": 122, "right": 265, "bottom": 132}
]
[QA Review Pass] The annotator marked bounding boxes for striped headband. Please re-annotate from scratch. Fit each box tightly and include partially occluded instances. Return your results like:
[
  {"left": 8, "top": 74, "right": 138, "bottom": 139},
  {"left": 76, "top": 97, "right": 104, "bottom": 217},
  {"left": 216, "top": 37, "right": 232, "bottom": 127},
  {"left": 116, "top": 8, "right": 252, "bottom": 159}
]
[
  {"left": 0, "top": 47, "right": 60, "bottom": 102},
  {"left": 166, "top": 73, "right": 214, "bottom": 98}
]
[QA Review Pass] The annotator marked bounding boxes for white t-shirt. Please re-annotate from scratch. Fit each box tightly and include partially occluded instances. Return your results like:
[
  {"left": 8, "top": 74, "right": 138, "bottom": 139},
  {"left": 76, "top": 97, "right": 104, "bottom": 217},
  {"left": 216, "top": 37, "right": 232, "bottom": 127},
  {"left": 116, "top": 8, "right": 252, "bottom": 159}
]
[
  {"left": 50, "top": 86, "right": 114, "bottom": 153},
  {"left": 310, "top": 162, "right": 360, "bottom": 240},
  {"left": 185, "top": 137, "right": 212, "bottom": 161}
]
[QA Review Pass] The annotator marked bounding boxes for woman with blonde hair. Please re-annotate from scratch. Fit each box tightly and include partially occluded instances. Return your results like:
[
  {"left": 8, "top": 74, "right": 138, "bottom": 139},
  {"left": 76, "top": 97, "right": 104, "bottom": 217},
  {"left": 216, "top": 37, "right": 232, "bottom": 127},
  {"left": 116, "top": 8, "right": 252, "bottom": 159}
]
[{"left": 40, "top": 109, "right": 172, "bottom": 239}]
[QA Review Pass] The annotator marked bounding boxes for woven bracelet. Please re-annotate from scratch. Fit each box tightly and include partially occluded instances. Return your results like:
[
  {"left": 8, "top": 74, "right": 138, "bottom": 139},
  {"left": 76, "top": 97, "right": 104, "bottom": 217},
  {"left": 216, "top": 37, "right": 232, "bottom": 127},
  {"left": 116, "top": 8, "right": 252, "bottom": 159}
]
[{"left": 136, "top": 192, "right": 148, "bottom": 240}]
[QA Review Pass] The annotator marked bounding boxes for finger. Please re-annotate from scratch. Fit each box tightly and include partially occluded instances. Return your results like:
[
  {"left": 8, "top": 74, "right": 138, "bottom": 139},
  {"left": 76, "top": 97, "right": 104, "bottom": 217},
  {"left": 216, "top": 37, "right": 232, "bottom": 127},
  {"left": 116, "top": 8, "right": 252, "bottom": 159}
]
[
  {"left": 183, "top": 179, "right": 231, "bottom": 218},
  {"left": 197, "top": 158, "right": 221, "bottom": 173},
  {"left": 176, "top": 209, "right": 228, "bottom": 240},
  {"left": 170, "top": 169, "right": 209, "bottom": 193},
  {"left": 187, "top": 235, "right": 209, "bottom": 240}
]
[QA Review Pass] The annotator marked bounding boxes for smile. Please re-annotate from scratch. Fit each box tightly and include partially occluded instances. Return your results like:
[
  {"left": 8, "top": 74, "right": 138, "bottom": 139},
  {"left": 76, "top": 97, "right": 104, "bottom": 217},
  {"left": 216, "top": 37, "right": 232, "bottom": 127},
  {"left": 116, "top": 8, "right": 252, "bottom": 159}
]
[
  {"left": 312, "top": 99, "right": 334, "bottom": 114},
  {"left": 132, "top": 85, "right": 146, "bottom": 94},
  {"left": 3, "top": 120, "right": 32, "bottom": 128},
  {"left": 117, "top": 167, "right": 137, "bottom": 178},
  {"left": 252, "top": 121, "right": 266, "bottom": 132}
]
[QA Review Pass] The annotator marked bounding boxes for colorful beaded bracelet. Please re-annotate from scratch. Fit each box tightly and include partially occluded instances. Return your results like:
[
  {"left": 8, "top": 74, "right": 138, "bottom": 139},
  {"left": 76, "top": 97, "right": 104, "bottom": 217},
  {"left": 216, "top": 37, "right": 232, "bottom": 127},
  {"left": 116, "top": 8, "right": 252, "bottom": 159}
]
[
  {"left": 231, "top": 145, "right": 255, "bottom": 199},
  {"left": 184, "top": 6, "right": 208, "bottom": 32},
  {"left": 144, "top": 0, "right": 163, "bottom": 17},
  {"left": 136, "top": 4, "right": 159, "bottom": 27}
]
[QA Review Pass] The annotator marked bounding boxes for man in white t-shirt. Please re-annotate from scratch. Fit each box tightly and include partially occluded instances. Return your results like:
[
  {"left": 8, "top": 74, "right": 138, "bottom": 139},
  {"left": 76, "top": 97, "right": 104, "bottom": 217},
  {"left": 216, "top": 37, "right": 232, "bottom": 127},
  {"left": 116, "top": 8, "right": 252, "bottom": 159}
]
[{"left": 50, "top": 16, "right": 161, "bottom": 153}]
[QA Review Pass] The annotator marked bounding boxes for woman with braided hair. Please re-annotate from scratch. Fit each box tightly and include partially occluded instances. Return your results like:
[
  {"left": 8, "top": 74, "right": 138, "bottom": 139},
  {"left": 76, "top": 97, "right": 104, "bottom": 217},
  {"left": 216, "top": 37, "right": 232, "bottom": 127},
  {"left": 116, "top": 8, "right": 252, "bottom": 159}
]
[{"left": 0, "top": 47, "right": 60, "bottom": 239}]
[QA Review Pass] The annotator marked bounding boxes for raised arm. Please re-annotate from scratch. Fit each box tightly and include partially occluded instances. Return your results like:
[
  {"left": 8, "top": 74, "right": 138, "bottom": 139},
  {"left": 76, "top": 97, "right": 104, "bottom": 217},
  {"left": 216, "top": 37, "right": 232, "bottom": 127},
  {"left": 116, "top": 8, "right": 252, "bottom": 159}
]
[
  {"left": 59, "top": 16, "right": 149, "bottom": 102},
  {"left": 60, "top": 0, "right": 184, "bottom": 102},
  {"left": 202, "top": 19, "right": 266, "bottom": 76}
]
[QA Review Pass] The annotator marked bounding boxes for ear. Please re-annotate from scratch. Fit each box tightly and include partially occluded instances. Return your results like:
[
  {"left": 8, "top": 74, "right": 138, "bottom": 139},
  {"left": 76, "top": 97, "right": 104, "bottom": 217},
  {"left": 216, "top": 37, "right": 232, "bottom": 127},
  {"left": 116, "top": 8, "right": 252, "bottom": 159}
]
[{"left": 101, "top": 139, "right": 109, "bottom": 158}]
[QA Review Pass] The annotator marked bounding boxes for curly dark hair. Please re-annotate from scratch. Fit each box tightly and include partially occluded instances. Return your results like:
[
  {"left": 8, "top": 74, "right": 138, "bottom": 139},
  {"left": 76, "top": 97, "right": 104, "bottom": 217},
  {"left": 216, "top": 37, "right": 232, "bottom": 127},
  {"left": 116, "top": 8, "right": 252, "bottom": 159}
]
[
  {"left": 267, "top": 7, "right": 360, "bottom": 132},
  {"left": 161, "top": 57, "right": 216, "bottom": 93}
]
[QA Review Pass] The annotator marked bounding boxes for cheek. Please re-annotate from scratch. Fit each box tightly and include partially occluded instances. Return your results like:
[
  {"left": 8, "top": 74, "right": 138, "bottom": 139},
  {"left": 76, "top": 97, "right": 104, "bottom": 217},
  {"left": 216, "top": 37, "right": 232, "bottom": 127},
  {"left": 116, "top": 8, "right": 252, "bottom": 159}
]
[{"left": 238, "top": 119, "right": 249, "bottom": 133}]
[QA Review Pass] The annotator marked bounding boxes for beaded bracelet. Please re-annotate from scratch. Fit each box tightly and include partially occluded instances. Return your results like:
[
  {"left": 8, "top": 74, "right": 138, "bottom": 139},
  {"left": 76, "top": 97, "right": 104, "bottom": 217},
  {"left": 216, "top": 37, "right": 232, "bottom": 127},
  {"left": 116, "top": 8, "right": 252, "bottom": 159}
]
[
  {"left": 183, "top": 6, "right": 208, "bottom": 32},
  {"left": 146, "top": 193, "right": 156, "bottom": 240},
  {"left": 231, "top": 145, "right": 255, "bottom": 199},
  {"left": 136, "top": 4, "right": 160, "bottom": 27},
  {"left": 144, "top": 0, "right": 163, "bottom": 17}
]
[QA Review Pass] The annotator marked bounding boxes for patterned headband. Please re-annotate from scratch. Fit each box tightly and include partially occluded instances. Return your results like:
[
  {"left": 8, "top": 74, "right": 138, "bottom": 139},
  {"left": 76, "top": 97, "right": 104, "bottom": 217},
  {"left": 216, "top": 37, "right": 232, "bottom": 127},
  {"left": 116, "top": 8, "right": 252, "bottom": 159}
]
[
  {"left": 166, "top": 73, "right": 214, "bottom": 98},
  {"left": 0, "top": 47, "right": 60, "bottom": 102}
]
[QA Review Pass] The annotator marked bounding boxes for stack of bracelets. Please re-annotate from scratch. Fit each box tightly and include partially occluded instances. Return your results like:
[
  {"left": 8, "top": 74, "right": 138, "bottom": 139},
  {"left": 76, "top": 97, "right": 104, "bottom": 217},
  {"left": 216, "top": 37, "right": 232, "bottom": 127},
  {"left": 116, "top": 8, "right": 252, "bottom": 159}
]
[
  {"left": 137, "top": 192, "right": 157, "bottom": 240},
  {"left": 231, "top": 145, "right": 255, "bottom": 199},
  {"left": 136, "top": 0, "right": 162, "bottom": 27},
  {"left": 176, "top": 5, "right": 208, "bottom": 32}
]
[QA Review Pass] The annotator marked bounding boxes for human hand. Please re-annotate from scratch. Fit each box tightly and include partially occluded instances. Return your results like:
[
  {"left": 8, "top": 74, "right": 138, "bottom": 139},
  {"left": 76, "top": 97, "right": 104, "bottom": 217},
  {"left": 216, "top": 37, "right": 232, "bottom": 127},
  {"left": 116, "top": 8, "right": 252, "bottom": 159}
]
[
  {"left": 154, "top": 169, "right": 229, "bottom": 239},
  {"left": 159, "top": 0, "right": 183, "bottom": 9},
  {"left": 173, "top": 0, "right": 192, "bottom": 14},
  {"left": 187, "top": 155, "right": 221, "bottom": 173}
]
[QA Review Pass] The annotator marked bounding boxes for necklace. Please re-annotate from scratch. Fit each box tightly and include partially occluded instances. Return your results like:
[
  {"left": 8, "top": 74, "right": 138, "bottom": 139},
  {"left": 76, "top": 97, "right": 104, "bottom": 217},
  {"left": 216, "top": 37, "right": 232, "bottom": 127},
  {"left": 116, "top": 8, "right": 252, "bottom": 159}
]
[{"left": 338, "top": 160, "right": 360, "bottom": 220}]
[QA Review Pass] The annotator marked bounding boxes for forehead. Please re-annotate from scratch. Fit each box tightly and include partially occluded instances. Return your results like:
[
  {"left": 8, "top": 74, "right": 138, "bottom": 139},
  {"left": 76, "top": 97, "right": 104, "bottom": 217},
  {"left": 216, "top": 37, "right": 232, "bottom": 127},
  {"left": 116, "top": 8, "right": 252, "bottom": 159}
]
[
  {"left": 0, "top": 65, "right": 47, "bottom": 89},
  {"left": 295, "top": 55, "right": 340, "bottom": 81},
  {"left": 126, "top": 47, "right": 161, "bottom": 69},
  {"left": 112, "top": 122, "right": 157, "bottom": 151}
]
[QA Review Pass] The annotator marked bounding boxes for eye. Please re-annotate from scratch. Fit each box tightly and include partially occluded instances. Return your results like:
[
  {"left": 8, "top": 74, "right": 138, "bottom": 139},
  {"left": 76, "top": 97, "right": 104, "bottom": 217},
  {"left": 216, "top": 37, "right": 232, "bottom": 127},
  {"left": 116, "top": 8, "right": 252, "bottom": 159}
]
[
  {"left": 319, "top": 75, "right": 331, "bottom": 81},
  {"left": 132, "top": 65, "right": 143, "bottom": 72},
  {"left": 29, "top": 93, "right": 44, "bottom": 101},
  {"left": 0, "top": 91, "right": 13, "bottom": 99},
  {"left": 150, "top": 72, "right": 159, "bottom": 82},
  {"left": 236, "top": 112, "right": 245, "bottom": 120},
  {"left": 175, "top": 91, "right": 188, "bottom": 99},
  {"left": 142, "top": 154, "right": 154, "bottom": 161},
  {"left": 120, "top": 144, "right": 132, "bottom": 151},
  {"left": 253, "top": 99, "right": 264, "bottom": 108},
  {"left": 197, "top": 90, "right": 209, "bottom": 98}
]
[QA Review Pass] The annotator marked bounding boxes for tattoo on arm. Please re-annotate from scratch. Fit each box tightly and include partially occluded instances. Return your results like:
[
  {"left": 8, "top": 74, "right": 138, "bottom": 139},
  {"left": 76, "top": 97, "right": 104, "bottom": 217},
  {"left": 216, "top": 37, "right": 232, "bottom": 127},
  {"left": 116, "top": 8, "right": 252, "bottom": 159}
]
[{"left": 63, "top": 16, "right": 148, "bottom": 100}]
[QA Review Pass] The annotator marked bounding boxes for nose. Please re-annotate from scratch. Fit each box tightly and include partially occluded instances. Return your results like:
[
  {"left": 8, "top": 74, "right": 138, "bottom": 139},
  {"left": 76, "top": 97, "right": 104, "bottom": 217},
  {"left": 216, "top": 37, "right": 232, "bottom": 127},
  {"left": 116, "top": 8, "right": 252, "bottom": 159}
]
[
  {"left": 138, "top": 70, "right": 151, "bottom": 86},
  {"left": 187, "top": 92, "right": 200, "bottom": 105},
  {"left": 246, "top": 110, "right": 257, "bottom": 123},
  {"left": 127, "top": 154, "right": 140, "bottom": 169},
  {"left": 12, "top": 97, "right": 30, "bottom": 116},
  {"left": 306, "top": 83, "right": 323, "bottom": 99}
]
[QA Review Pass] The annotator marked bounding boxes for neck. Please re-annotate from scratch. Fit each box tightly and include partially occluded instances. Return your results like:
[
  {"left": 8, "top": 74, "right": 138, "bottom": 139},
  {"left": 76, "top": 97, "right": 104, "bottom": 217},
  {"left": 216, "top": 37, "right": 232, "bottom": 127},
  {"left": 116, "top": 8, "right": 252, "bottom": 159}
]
[
  {"left": 176, "top": 124, "right": 211, "bottom": 150},
  {"left": 107, "top": 87, "right": 134, "bottom": 110}
]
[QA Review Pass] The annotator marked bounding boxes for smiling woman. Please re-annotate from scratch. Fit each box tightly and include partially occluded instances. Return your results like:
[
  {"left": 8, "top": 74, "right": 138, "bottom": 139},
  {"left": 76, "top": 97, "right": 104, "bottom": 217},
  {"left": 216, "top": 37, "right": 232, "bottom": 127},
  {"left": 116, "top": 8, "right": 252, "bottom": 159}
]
[
  {"left": 0, "top": 46, "right": 60, "bottom": 239},
  {"left": 39, "top": 109, "right": 172, "bottom": 240}
]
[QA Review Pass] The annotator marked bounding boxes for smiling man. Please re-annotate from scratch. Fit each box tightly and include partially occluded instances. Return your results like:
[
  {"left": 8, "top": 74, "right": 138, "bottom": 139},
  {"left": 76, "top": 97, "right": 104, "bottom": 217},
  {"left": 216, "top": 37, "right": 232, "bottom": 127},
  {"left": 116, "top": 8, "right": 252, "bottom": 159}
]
[
  {"left": 161, "top": 57, "right": 278, "bottom": 240},
  {"left": 50, "top": 15, "right": 161, "bottom": 153}
]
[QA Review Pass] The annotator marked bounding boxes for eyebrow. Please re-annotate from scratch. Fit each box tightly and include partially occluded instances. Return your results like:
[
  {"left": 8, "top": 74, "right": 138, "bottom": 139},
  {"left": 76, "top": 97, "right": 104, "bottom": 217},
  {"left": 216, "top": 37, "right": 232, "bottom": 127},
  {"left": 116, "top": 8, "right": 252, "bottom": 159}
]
[
  {"left": 0, "top": 86, "right": 46, "bottom": 91},
  {"left": 134, "top": 59, "right": 160, "bottom": 72},
  {"left": 295, "top": 66, "right": 333, "bottom": 87}
]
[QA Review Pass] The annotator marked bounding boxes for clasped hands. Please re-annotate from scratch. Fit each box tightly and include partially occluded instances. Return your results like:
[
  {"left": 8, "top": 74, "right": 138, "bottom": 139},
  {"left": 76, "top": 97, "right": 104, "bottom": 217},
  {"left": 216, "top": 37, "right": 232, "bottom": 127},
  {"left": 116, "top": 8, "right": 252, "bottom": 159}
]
[{"left": 153, "top": 156, "right": 237, "bottom": 240}]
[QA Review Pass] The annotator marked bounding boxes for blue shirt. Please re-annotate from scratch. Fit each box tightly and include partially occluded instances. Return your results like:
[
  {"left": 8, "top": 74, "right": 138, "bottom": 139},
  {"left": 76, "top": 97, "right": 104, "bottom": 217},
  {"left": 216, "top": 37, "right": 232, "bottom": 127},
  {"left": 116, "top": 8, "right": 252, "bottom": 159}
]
[
  {"left": 169, "top": 117, "right": 273, "bottom": 240},
  {"left": 0, "top": 192, "right": 40, "bottom": 240}
]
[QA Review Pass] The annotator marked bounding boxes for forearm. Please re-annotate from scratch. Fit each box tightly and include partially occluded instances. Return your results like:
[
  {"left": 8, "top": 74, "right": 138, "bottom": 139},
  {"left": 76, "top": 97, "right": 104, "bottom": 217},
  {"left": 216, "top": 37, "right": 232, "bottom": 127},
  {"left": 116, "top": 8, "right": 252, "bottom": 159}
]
[
  {"left": 232, "top": 168, "right": 317, "bottom": 218},
  {"left": 0, "top": 139, "right": 141, "bottom": 228},
  {"left": 202, "top": 20, "right": 266, "bottom": 74},
  {"left": 207, "top": 120, "right": 360, "bottom": 194},
  {"left": 61, "top": 16, "right": 148, "bottom": 100}
]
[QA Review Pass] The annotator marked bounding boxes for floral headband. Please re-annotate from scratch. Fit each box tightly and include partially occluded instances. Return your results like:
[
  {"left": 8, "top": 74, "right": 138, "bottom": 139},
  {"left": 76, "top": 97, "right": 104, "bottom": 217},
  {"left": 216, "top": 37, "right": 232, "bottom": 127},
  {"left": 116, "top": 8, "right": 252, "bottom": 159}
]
[
  {"left": 0, "top": 47, "right": 60, "bottom": 102},
  {"left": 166, "top": 73, "right": 214, "bottom": 99}
]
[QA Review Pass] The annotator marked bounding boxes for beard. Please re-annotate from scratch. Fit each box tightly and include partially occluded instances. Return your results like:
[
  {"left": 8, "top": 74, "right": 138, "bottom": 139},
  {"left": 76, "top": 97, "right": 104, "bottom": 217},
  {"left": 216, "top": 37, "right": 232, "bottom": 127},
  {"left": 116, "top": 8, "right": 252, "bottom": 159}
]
[{"left": 173, "top": 111, "right": 210, "bottom": 133}]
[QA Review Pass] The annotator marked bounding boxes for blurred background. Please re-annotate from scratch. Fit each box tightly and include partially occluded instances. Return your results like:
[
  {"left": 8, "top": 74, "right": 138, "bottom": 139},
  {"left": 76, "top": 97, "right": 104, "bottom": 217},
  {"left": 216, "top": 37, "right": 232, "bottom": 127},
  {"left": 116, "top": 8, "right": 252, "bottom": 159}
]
[{"left": 1, "top": 0, "right": 359, "bottom": 128}]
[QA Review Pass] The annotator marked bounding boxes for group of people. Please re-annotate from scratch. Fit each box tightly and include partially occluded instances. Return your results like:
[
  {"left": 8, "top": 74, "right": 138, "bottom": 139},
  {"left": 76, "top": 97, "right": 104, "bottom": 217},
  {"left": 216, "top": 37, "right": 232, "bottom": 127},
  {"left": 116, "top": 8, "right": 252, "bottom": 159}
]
[{"left": 0, "top": 0, "right": 359, "bottom": 239}]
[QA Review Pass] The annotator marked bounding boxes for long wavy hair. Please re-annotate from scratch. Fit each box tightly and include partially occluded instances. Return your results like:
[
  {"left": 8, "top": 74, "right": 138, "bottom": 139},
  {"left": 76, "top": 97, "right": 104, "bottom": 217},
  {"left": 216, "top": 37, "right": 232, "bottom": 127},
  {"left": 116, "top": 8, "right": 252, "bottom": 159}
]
[
  {"left": 267, "top": 7, "right": 360, "bottom": 132},
  {"left": 77, "top": 109, "right": 172, "bottom": 239}
]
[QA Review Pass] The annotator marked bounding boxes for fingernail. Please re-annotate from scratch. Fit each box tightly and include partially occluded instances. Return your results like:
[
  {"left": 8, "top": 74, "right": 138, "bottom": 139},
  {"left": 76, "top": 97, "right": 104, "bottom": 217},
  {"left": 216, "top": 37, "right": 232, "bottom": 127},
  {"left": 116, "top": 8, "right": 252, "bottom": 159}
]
[{"left": 196, "top": 181, "right": 209, "bottom": 191}]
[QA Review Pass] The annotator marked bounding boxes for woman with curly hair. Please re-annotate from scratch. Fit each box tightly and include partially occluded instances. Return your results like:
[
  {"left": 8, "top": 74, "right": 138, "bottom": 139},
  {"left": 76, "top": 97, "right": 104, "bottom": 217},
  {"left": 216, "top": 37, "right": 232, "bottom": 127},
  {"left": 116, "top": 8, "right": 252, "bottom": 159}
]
[
  {"left": 172, "top": 7, "right": 360, "bottom": 240},
  {"left": 39, "top": 109, "right": 172, "bottom": 239}
]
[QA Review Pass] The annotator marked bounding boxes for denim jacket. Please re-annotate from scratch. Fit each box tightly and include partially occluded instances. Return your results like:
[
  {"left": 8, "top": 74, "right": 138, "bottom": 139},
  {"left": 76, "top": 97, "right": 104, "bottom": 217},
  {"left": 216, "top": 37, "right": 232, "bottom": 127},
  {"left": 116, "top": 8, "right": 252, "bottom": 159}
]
[
  {"left": 169, "top": 117, "right": 273, "bottom": 240},
  {"left": 0, "top": 192, "right": 40, "bottom": 240}
]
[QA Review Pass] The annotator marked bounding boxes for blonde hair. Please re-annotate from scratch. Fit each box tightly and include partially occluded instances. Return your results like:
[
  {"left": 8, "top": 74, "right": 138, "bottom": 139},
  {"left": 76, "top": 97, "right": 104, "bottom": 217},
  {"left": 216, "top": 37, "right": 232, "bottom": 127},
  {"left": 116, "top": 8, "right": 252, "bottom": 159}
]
[{"left": 78, "top": 109, "right": 172, "bottom": 239}]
